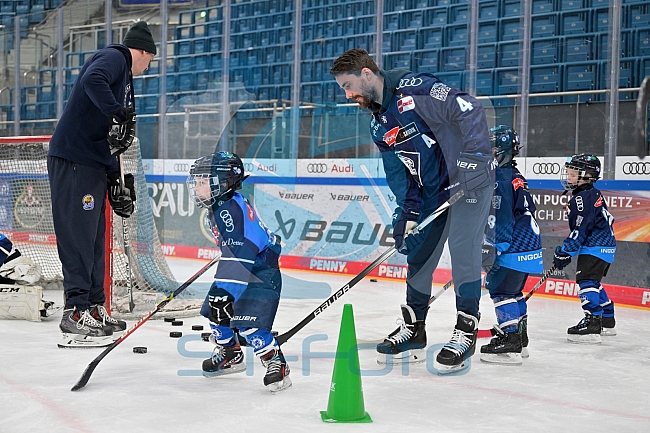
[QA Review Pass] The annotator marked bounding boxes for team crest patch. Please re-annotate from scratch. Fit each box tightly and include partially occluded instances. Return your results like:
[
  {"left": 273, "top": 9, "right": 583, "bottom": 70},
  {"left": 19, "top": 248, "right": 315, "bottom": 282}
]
[{"left": 82, "top": 194, "right": 94, "bottom": 210}]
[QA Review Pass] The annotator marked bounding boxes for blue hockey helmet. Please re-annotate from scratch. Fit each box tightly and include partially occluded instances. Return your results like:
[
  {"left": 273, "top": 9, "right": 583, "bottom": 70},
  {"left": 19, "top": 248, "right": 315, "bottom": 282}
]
[{"left": 490, "top": 125, "right": 521, "bottom": 166}]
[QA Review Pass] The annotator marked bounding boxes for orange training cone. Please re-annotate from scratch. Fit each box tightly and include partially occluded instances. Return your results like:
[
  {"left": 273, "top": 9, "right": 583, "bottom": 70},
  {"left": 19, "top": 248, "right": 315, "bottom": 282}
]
[{"left": 320, "top": 303, "right": 372, "bottom": 423}]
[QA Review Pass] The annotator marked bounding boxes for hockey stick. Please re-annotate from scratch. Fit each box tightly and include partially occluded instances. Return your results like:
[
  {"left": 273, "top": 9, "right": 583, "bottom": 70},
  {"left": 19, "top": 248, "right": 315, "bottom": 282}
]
[
  {"left": 275, "top": 190, "right": 464, "bottom": 346},
  {"left": 71, "top": 255, "right": 220, "bottom": 391},
  {"left": 428, "top": 279, "right": 453, "bottom": 305},
  {"left": 477, "top": 265, "right": 557, "bottom": 339},
  {"left": 118, "top": 155, "right": 134, "bottom": 312}
]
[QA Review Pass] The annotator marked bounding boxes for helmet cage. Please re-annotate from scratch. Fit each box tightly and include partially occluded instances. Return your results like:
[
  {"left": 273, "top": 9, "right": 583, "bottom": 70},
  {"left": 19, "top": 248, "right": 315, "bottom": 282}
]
[
  {"left": 560, "top": 154, "right": 600, "bottom": 191},
  {"left": 187, "top": 153, "right": 245, "bottom": 208}
]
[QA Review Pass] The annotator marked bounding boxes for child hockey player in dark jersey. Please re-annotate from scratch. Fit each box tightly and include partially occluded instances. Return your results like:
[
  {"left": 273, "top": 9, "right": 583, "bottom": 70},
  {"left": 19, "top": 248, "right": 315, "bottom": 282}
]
[
  {"left": 186, "top": 152, "right": 290, "bottom": 392},
  {"left": 480, "top": 126, "right": 543, "bottom": 365},
  {"left": 554, "top": 154, "right": 616, "bottom": 344}
]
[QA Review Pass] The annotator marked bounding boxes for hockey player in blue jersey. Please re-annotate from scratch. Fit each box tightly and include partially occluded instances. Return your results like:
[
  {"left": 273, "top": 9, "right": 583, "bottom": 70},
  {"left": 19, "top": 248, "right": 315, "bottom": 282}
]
[
  {"left": 479, "top": 126, "right": 543, "bottom": 365},
  {"left": 554, "top": 154, "right": 616, "bottom": 344},
  {"left": 187, "top": 152, "right": 290, "bottom": 392},
  {"left": 331, "top": 49, "right": 494, "bottom": 372}
]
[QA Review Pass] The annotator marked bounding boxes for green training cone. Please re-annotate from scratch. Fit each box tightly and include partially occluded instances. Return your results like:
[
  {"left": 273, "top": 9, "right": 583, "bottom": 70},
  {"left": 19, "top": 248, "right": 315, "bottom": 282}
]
[{"left": 320, "top": 304, "right": 372, "bottom": 423}]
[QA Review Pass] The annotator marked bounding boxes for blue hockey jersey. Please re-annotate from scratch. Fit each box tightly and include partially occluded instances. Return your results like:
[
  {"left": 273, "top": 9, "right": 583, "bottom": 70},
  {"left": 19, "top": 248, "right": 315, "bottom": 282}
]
[
  {"left": 486, "top": 165, "right": 543, "bottom": 274},
  {"left": 560, "top": 186, "right": 616, "bottom": 263},
  {"left": 208, "top": 192, "right": 278, "bottom": 301},
  {"left": 369, "top": 70, "right": 491, "bottom": 215}
]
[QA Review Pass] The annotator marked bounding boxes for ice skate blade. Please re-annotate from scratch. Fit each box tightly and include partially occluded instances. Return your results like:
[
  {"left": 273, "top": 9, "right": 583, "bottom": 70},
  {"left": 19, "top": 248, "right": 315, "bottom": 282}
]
[
  {"left": 480, "top": 352, "right": 523, "bottom": 365},
  {"left": 521, "top": 347, "right": 529, "bottom": 358},
  {"left": 58, "top": 334, "right": 113, "bottom": 348},
  {"left": 202, "top": 363, "right": 246, "bottom": 378},
  {"left": 567, "top": 334, "right": 602, "bottom": 344},
  {"left": 377, "top": 349, "right": 426, "bottom": 365},
  {"left": 433, "top": 359, "right": 470, "bottom": 375},
  {"left": 267, "top": 376, "right": 292, "bottom": 393},
  {"left": 601, "top": 327, "right": 617, "bottom": 336}
]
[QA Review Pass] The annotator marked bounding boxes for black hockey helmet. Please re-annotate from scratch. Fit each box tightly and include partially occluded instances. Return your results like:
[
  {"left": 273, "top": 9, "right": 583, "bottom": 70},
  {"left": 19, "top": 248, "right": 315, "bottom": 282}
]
[
  {"left": 187, "top": 152, "right": 248, "bottom": 208},
  {"left": 560, "top": 153, "right": 601, "bottom": 191},
  {"left": 490, "top": 125, "right": 521, "bottom": 166}
]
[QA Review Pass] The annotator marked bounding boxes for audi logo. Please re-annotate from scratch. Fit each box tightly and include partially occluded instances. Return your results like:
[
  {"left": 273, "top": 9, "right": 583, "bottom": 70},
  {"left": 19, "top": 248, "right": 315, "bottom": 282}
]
[
  {"left": 243, "top": 162, "right": 254, "bottom": 172},
  {"left": 307, "top": 163, "right": 328, "bottom": 173},
  {"left": 219, "top": 209, "right": 234, "bottom": 233},
  {"left": 173, "top": 163, "right": 190, "bottom": 172},
  {"left": 622, "top": 162, "right": 650, "bottom": 175},
  {"left": 396, "top": 77, "right": 423, "bottom": 89},
  {"left": 532, "top": 162, "right": 561, "bottom": 175}
]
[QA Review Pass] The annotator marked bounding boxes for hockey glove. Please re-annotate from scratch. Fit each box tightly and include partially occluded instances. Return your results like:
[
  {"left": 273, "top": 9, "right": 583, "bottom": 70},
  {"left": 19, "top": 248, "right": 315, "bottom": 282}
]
[
  {"left": 107, "top": 107, "right": 136, "bottom": 156},
  {"left": 481, "top": 242, "right": 497, "bottom": 272},
  {"left": 206, "top": 283, "right": 235, "bottom": 326},
  {"left": 456, "top": 152, "right": 496, "bottom": 199},
  {"left": 107, "top": 172, "right": 136, "bottom": 218},
  {"left": 553, "top": 246, "right": 572, "bottom": 270},
  {"left": 0, "top": 249, "right": 42, "bottom": 284},
  {"left": 392, "top": 208, "right": 419, "bottom": 253}
]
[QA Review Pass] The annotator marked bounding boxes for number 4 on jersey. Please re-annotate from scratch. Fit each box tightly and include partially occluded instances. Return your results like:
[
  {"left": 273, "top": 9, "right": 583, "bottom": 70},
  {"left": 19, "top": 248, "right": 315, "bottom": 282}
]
[{"left": 456, "top": 97, "right": 473, "bottom": 112}]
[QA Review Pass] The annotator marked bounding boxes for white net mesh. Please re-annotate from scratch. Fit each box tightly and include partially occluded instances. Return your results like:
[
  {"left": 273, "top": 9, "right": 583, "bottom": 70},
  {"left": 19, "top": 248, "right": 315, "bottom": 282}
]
[{"left": 0, "top": 136, "right": 204, "bottom": 319}]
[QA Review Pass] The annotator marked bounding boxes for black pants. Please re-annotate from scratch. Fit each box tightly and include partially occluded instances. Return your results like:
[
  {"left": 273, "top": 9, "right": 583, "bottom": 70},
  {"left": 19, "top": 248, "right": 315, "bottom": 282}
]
[{"left": 48, "top": 156, "right": 107, "bottom": 311}]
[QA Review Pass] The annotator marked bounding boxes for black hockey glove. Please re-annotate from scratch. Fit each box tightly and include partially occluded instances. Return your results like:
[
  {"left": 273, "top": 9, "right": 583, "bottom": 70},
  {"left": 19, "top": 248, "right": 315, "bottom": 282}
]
[
  {"left": 456, "top": 152, "right": 496, "bottom": 199},
  {"left": 392, "top": 208, "right": 419, "bottom": 253},
  {"left": 107, "top": 107, "right": 136, "bottom": 156},
  {"left": 481, "top": 242, "right": 497, "bottom": 273},
  {"left": 107, "top": 172, "right": 137, "bottom": 218},
  {"left": 206, "top": 283, "right": 235, "bottom": 326},
  {"left": 553, "top": 246, "right": 572, "bottom": 270}
]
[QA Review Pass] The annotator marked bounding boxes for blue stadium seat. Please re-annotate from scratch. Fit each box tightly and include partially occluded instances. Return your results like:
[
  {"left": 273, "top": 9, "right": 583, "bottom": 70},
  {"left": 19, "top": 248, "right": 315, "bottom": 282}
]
[
  {"left": 532, "top": 37, "right": 561, "bottom": 64},
  {"left": 195, "top": 55, "right": 209, "bottom": 70},
  {"left": 396, "top": 30, "right": 417, "bottom": 51},
  {"left": 590, "top": 0, "right": 609, "bottom": 7},
  {"left": 498, "top": 42, "right": 520, "bottom": 67},
  {"left": 426, "top": 6, "right": 447, "bottom": 26},
  {"left": 29, "top": 5, "right": 45, "bottom": 23},
  {"left": 403, "top": 10, "right": 423, "bottom": 28},
  {"left": 636, "top": 29, "right": 650, "bottom": 57},
  {"left": 435, "top": 71, "right": 465, "bottom": 90},
  {"left": 564, "top": 35, "right": 595, "bottom": 62},
  {"left": 38, "top": 85, "right": 54, "bottom": 102},
  {"left": 176, "top": 40, "right": 192, "bottom": 56},
  {"left": 532, "top": 13, "right": 560, "bottom": 38},
  {"left": 596, "top": 32, "right": 632, "bottom": 60},
  {"left": 475, "top": 71, "right": 493, "bottom": 96},
  {"left": 533, "top": 0, "right": 557, "bottom": 14},
  {"left": 564, "top": 62, "right": 598, "bottom": 90},
  {"left": 560, "top": 0, "right": 587, "bottom": 10},
  {"left": 562, "top": 11, "right": 589, "bottom": 35},
  {"left": 421, "top": 28, "right": 443, "bottom": 49},
  {"left": 441, "top": 47, "right": 466, "bottom": 71},
  {"left": 133, "top": 77, "right": 143, "bottom": 94},
  {"left": 477, "top": 44, "right": 497, "bottom": 69},
  {"left": 446, "top": 24, "right": 467, "bottom": 46},
  {"left": 194, "top": 38, "right": 206, "bottom": 54},
  {"left": 143, "top": 77, "right": 159, "bottom": 95},
  {"left": 478, "top": 21, "right": 498, "bottom": 44},
  {"left": 599, "top": 59, "right": 636, "bottom": 92},
  {"left": 500, "top": 19, "right": 522, "bottom": 41},
  {"left": 503, "top": 0, "right": 522, "bottom": 17},
  {"left": 531, "top": 65, "right": 562, "bottom": 92},
  {"left": 178, "top": 73, "right": 195, "bottom": 92},
  {"left": 627, "top": 4, "right": 650, "bottom": 28},
  {"left": 641, "top": 58, "right": 650, "bottom": 80},
  {"left": 36, "top": 102, "right": 55, "bottom": 119},
  {"left": 450, "top": 4, "right": 468, "bottom": 24},
  {"left": 384, "top": 13, "right": 399, "bottom": 31},
  {"left": 385, "top": 52, "right": 412, "bottom": 70},
  {"left": 495, "top": 68, "right": 521, "bottom": 94},
  {"left": 177, "top": 56, "right": 194, "bottom": 72},
  {"left": 479, "top": 1, "right": 499, "bottom": 20},
  {"left": 414, "top": 49, "right": 439, "bottom": 72},
  {"left": 166, "top": 75, "right": 178, "bottom": 93},
  {"left": 592, "top": 8, "right": 610, "bottom": 32}
]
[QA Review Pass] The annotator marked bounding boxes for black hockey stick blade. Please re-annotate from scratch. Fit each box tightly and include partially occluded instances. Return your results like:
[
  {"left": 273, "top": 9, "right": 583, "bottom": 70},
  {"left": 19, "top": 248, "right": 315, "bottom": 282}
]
[
  {"left": 275, "top": 191, "right": 463, "bottom": 346},
  {"left": 71, "top": 255, "right": 220, "bottom": 391},
  {"left": 524, "top": 265, "right": 556, "bottom": 302}
]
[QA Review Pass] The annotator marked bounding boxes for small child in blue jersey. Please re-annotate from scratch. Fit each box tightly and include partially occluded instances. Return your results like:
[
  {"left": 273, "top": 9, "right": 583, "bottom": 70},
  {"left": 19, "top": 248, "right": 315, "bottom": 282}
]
[
  {"left": 480, "top": 126, "right": 543, "bottom": 365},
  {"left": 554, "top": 154, "right": 616, "bottom": 344},
  {"left": 186, "top": 152, "right": 291, "bottom": 392}
]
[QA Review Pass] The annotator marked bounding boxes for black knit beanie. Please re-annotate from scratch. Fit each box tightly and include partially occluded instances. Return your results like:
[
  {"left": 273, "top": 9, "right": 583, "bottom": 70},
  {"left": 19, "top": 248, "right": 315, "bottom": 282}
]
[{"left": 123, "top": 21, "right": 157, "bottom": 55}]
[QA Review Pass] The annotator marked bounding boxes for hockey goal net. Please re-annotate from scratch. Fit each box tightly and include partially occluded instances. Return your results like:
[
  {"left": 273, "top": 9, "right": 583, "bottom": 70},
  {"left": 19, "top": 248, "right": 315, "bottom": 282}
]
[{"left": 0, "top": 135, "right": 204, "bottom": 319}]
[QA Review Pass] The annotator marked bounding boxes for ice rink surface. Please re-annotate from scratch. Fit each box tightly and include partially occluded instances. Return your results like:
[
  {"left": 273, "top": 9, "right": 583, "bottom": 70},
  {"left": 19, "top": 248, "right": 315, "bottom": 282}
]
[{"left": 1, "top": 257, "right": 649, "bottom": 433}]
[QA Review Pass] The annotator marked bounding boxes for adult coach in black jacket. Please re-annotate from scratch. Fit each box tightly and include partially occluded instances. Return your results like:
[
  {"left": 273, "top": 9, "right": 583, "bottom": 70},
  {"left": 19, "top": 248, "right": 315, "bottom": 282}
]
[
  {"left": 47, "top": 21, "right": 156, "bottom": 348},
  {"left": 331, "top": 49, "right": 494, "bottom": 372}
]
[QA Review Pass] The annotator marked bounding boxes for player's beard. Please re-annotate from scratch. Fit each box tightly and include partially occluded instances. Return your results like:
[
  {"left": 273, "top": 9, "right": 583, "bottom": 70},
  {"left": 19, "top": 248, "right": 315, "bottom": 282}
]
[{"left": 356, "top": 81, "right": 380, "bottom": 109}]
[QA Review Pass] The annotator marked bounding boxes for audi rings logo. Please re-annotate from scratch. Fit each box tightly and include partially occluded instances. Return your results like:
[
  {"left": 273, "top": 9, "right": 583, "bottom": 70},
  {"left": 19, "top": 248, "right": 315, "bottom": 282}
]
[
  {"left": 307, "top": 163, "right": 328, "bottom": 174},
  {"left": 396, "top": 77, "right": 423, "bottom": 89},
  {"left": 243, "top": 162, "right": 254, "bottom": 172},
  {"left": 173, "top": 163, "right": 190, "bottom": 172},
  {"left": 622, "top": 162, "right": 650, "bottom": 175},
  {"left": 532, "top": 162, "right": 561, "bottom": 175},
  {"left": 220, "top": 209, "right": 234, "bottom": 233}
]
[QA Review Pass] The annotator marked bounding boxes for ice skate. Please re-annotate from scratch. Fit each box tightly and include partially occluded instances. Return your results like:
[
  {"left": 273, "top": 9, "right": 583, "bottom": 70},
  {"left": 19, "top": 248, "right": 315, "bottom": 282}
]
[
  {"left": 58, "top": 307, "right": 114, "bottom": 348},
  {"left": 567, "top": 313, "right": 602, "bottom": 344},
  {"left": 376, "top": 305, "right": 427, "bottom": 365},
  {"left": 90, "top": 304, "right": 127, "bottom": 338},
  {"left": 601, "top": 316, "right": 616, "bottom": 336},
  {"left": 202, "top": 340, "right": 245, "bottom": 377},
  {"left": 435, "top": 311, "right": 479, "bottom": 373},
  {"left": 480, "top": 325, "right": 523, "bottom": 365},
  {"left": 518, "top": 315, "right": 529, "bottom": 358},
  {"left": 259, "top": 347, "right": 292, "bottom": 393}
]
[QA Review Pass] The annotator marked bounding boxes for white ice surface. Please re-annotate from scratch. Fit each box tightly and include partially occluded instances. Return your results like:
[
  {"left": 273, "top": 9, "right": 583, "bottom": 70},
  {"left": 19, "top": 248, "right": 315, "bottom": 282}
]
[{"left": 1, "top": 257, "right": 649, "bottom": 433}]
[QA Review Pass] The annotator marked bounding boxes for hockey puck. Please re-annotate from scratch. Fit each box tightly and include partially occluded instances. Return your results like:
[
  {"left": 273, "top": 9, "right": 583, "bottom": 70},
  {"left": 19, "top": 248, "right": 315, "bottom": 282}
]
[
  {"left": 170, "top": 331, "right": 182, "bottom": 338},
  {"left": 370, "top": 279, "right": 378, "bottom": 282},
  {"left": 192, "top": 325, "right": 204, "bottom": 331},
  {"left": 133, "top": 346, "right": 147, "bottom": 354},
  {"left": 201, "top": 332, "right": 211, "bottom": 342},
  {"left": 171, "top": 320, "right": 184, "bottom": 326},
  {"left": 163, "top": 317, "right": 176, "bottom": 322}
]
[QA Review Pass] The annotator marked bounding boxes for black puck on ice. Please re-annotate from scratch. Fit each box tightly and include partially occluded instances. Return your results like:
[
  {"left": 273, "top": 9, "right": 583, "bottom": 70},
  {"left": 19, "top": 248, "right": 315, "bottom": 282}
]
[
  {"left": 133, "top": 346, "right": 147, "bottom": 354},
  {"left": 370, "top": 279, "right": 378, "bottom": 282},
  {"left": 192, "top": 325, "right": 204, "bottom": 331},
  {"left": 169, "top": 331, "right": 182, "bottom": 338},
  {"left": 163, "top": 317, "right": 176, "bottom": 322},
  {"left": 201, "top": 332, "right": 211, "bottom": 341},
  {"left": 171, "top": 320, "right": 184, "bottom": 326}
]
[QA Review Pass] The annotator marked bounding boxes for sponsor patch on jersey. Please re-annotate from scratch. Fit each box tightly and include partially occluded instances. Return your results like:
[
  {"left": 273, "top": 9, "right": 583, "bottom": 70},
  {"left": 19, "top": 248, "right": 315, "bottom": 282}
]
[
  {"left": 430, "top": 82, "right": 451, "bottom": 101},
  {"left": 594, "top": 196, "right": 603, "bottom": 207},
  {"left": 575, "top": 196, "right": 584, "bottom": 212},
  {"left": 380, "top": 115, "right": 388, "bottom": 123},
  {"left": 245, "top": 202, "right": 255, "bottom": 221},
  {"left": 82, "top": 194, "right": 94, "bottom": 211},
  {"left": 397, "top": 96, "right": 415, "bottom": 113},
  {"left": 383, "top": 126, "right": 399, "bottom": 145},
  {"left": 395, "top": 122, "right": 420, "bottom": 144},
  {"left": 576, "top": 215, "right": 584, "bottom": 227},
  {"left": 512, "top": 178, "right": 525, "bottom": 191},
  {"left": 492, "top": 195, "right": 502, "bottom": 209},
  {"left": 220, "top": 209, "right": 235, "bottom": 232}
]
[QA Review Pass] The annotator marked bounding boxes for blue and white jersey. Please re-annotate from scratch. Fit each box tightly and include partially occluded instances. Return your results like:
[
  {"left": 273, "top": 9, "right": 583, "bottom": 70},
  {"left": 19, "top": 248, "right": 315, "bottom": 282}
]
[
  {"left": 560, "top": 186, "right": 616, "bottom": 263},
  {"left": 209, "top": 192, "right": 277, "bottom": 300},
  {"left": 370, "top": 70, "right": 491, "bottom": 215},
  {"left": 486, "top": 165, "right": 543, "bottom": 274}
]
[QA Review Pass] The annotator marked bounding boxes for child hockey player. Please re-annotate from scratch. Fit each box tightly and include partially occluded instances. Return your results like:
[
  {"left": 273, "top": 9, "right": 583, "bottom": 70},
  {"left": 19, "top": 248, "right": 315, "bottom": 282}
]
[
  {"left": 480, "top": 126, "right": 543, "bottom": 365},
  {"left": 187, "top": 152, "right": 290, "bottom": 392},
  {"left": 554, "top": 154, "right": 616, "bottom": 343}
]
